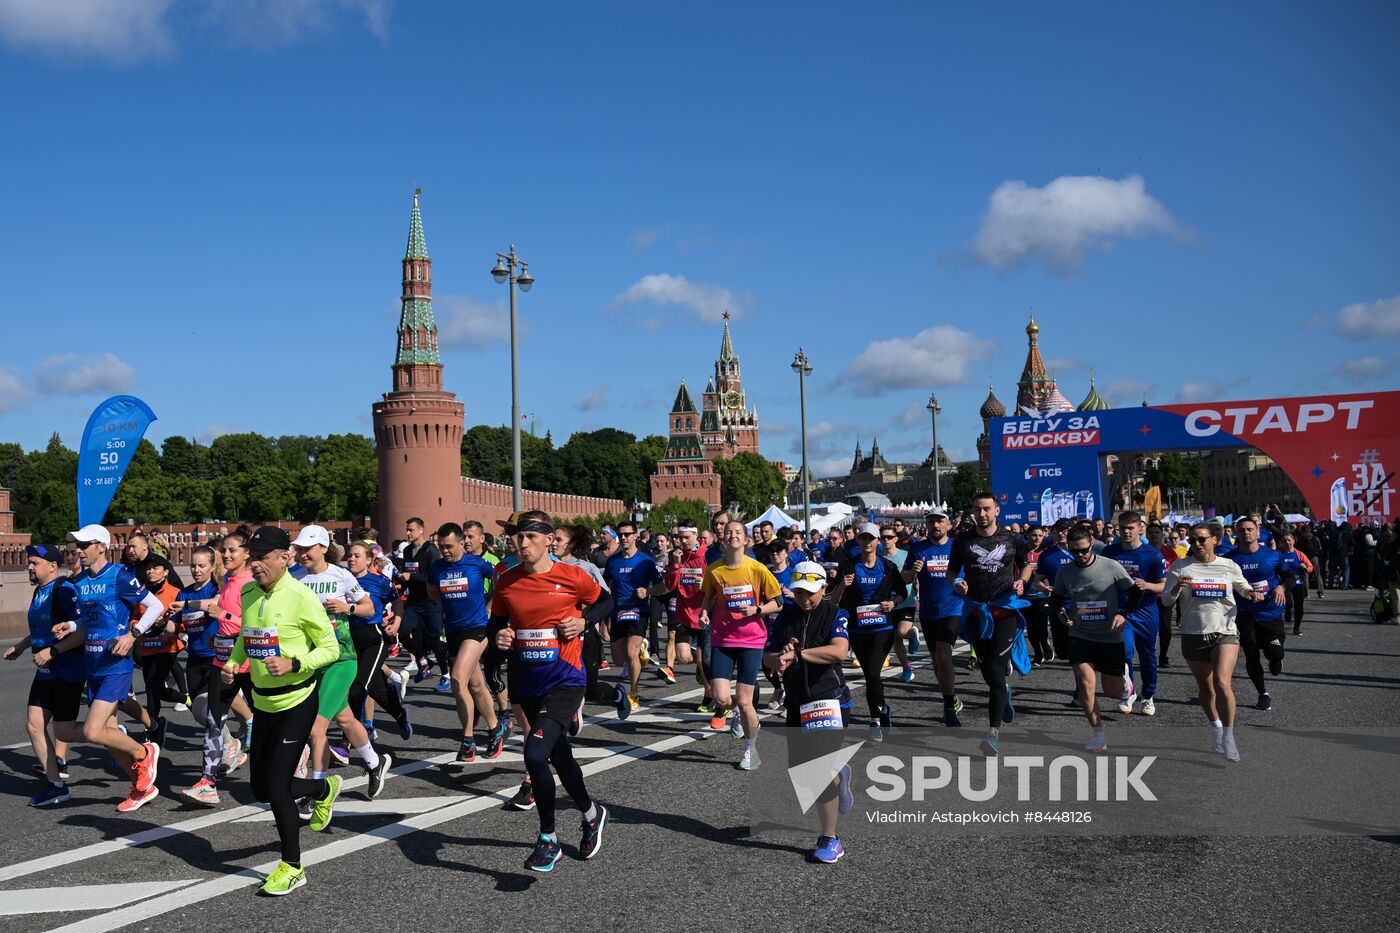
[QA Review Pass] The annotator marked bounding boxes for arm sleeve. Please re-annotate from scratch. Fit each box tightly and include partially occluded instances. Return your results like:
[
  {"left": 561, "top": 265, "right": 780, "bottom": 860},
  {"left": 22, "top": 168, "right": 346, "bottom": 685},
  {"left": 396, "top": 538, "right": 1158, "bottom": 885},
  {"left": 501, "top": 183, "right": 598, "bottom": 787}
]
[{"left": 130, "top": 591, "right": 165, "bottom": 636}]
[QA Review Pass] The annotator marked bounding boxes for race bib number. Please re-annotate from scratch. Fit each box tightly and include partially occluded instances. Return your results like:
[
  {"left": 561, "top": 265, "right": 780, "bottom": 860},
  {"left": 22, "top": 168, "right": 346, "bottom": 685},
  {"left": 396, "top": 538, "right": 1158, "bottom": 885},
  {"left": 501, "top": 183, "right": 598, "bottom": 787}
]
[
  {"left": 1076, "top": 600, "right": 1109, "bottom": 624},
  {"left": 723, "top": 585, "right": 756, "bottom": 613},
  {"left": 243, "top": 626, "right": 281, "bottom": 660},
  {"left": 822, "top": 561, "right": 840, "bottom": 575},
  {"left": 617, "top": 610, "right": 640, "bottom": 623},
  {"left": 856, "top": 604, "right": 887, "bottom": 628},
  {"left": 142, "top": 633, "right": 168, "bottom": 651},
  {"left": 924, "top": 556, "right": 949, "bottom": 577},
  {"left": 516, "top": 628, "right": 559, "bottom": 664},
  {"left": 680, "top": 567, "right": 704, "bottom": 587},
  {"left": 1189, "top": 577, "right": 1228, "bottom": 599},
  {"left": 438, "top": 577, "right": 470, "bottom": 596},
  {"left": 214, "top": 636, "right": 236, "bottom": 663},
  {"left": 404, "top": 561, "right": 419, "bottom": 574},
  {"left": 1116, "top": 561, "right": 1141, "bottom": 579},
  {"left": 1251, "top": 580, "right": 1271, "bottom": 595},
  {"left": 799, "top": 698, "right": 842, "bottom": 731},
  {"left": 85, "top": 637, "right": 108, "bottom": 656},
  {"left": 182, "top": 610, "right": 209, "bottom": 638}
]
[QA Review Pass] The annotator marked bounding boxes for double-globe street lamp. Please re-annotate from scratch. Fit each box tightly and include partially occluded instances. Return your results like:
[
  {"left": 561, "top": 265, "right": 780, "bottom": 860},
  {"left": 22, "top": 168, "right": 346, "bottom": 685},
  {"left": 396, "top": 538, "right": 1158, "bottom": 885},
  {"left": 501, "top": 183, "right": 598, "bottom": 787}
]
[
  {"left": 927, "top": 392, "right": 942, "bottom": 506},
  {"left": 791, "top": 348, "right": 813, "bottom": 536},
  {"left": 491, "top": 245, "right": 534, "bottom": 512}
]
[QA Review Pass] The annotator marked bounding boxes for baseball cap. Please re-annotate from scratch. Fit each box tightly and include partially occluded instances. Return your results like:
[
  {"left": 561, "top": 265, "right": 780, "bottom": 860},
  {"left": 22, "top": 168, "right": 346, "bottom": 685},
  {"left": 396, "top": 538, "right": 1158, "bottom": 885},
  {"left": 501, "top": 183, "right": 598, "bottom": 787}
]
[
  {"left": 291, "top": 525, "right": 330, "bottom": 548},
  {"left": 246, "top": 526, "right": 293, "bottom": 553},
  {"left": 1052, "top": 518, "right": 1075, "bottom": 532},
  {"left": 790, "top": 561, "right": 828, "bottom": 593},
  {"left": 925, "top": 507, "right": 948, "bottom": 520},
  {"left": 66, "top": 524, "right": 111, "bottom": 546},
  {"left": 496, "top": 510, "right": 526, "bottom": 533},
  {"left": 25, "top": 544, "right": 62, "bottom": 563},
  {"left": 856, "top": 522, "right": 880, "bottom": 539}
]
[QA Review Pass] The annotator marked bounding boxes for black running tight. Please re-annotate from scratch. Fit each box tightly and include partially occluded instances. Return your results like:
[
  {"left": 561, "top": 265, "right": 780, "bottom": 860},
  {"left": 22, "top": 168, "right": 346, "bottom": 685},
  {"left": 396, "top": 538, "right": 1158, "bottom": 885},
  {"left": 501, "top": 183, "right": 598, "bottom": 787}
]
[
  {"left": 250, "top": 690, "right": 328, "bottom": 865},
  {"left": 349, "top": 624, "right": 403, "bottom": 721},
  {"left": 522, "top": 715, "right": 591, "bottom": 836},
  {"left": 140, "top": 654, "right": 177, "bottom": 721},
  {"left": 971, "top": 616, "right": 1019, "bottom": 728},
  {"left": 850, "top": 629, "right": 896, "bottom": 719}
]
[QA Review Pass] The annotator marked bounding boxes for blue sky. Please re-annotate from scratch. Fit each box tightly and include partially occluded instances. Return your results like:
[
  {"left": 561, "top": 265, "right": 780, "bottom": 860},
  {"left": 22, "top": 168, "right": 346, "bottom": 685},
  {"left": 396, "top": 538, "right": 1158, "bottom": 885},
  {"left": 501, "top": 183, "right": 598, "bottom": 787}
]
[{"left": 1, "top": 1, "right": 1398, "bottom": 477}]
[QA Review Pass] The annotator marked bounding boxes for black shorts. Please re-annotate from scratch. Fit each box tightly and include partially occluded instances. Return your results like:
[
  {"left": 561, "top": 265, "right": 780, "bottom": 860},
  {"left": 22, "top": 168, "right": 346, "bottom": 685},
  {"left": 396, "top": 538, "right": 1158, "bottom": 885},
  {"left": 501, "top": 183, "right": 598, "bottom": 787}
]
[
  {"left": 1237, "top": 617, "right": 1287, "bottom": 660},
  {"left": 1180, "top": 632, "right": 1240, "bottom": 663},
  {"left": 920, "top": 615, "right": 961, "bottom": 647},
  {"left": 29, "top": 676, "right": 84, "bottom": 722},
  {"left": 1067, "top": 638, "right": 1127, "bottom": 675},
  {"left": 447, "top": 628, "right": 487, "bottom": 659},
  {"left": 518, "top": 686, "right": 586, "bottom": 729},
  {"left": 891, "top": 607, "right": 915, "bottom": 625},
  {"left": 610, "top": 611, "right": 649, "bottom": 640},
  {"left": 186, "top": 655, "right": 217, "bottom": 698}
]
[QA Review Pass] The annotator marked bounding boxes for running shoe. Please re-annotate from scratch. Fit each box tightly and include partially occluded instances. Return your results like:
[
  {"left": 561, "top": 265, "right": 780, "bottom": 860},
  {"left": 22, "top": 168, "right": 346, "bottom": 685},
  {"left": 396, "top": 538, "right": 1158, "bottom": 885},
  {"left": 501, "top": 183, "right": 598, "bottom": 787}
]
[
  {"left": 879, "top": 704, "right": 892, "bottom": 729},
  {"left": 1118, "top": 687, "right": 1136, "bottom": 715},
  {"left": 412, "top": 663, "right": 433, "bottom": 684},
  {"left": 1140, "top": 697, "right": 1156, "bottom": 717},
  {"left": 1159, "top": 656, "right": 1172, "bottom": 668},
  {"left": 131, "top": 742, "right": 160, "bottom": 793},
  {"left": 628, "top": 693, "right": 642, "bottom": 712},
  {"left": 364, "top": 722, "right": 379, "bottom": 744},
  {"left": 57, "top": 757, "right": 70, "bottom": 780},
  {"left": 729, "top": 709, "right": 744, "bottom": 738},
  {"left": 710, "top": 708, "right": 729, "bottom": 731},
  {"left": 328, "top": 744, "right": 350, "bottom": 766},
  {"left": 1257, "top": 693, "right": 1273, "bottom": 712},
  {"left": 1268, "top": 654, "right": 1282, "bottom": 677},
  {"left": 147, "top": 715, "right": 168, "bottom": 749},
  {"left": 1221, "top": 732, "right": 1241, "bottom": 762},
  {"left": 569, "top": 695, "right": 585, "bottom": 737},
  {"left": 638, "top": 641, "right": 649, "bottom": 665},
  {"left": 309, "top": 774, "right": 341, "bottom": 831},
  {"left": 28, "top": 784, "right": 70, "bottom": 808},
  {"left": 1085, "top": 731, "right": 1108, "bottom": 753},
  {"left": 173, "top": 700, "right": 189, "bottom": 713},
  {"left": 294, "top": 745, "right": 309, "bottom": 780},
  {"left": 453, "top": 738, "right": 477, "bottom": 766},
  {"left": 398, "top": 710, "right": 413, "bottom": 742},
  {"left": 259, "top": 860, "right": 306, "bottom": 897},
  {"left": 387, "top": 642, "right": 401, "bottom": 659},
  {"left": 837, "top": 764, "right": 853, "bottom": 814},
  {"left": 366, "top": 752, "right": 392, "bottom": 799},
  {"left": 506, "top": 779, "right": 535, "bottom": 811},
  {"left": 599, "top": 659, "right": 610, "bottom": 672},
  {"left": 297, "top": 797, "right": 314, "bottom": 821},
  {"left": 809, "top": 836, "right": 846, "bottom": 864},
  {"left": 899, "top": 664, "right": 914, "bottom": 683},
  {"left": 1002, "top": 686, "right": 1015, "bottom": 724},
  {"left": 579, "top": 804, "right": 608, "bottom": 859},
  {"left": 944, "top": 696, "right": 962, "bottom": 729},
  {"left": 614, "top": 684, "right": 631, "bottom": 721},
  {"left": 117, "top": 783, "right": 158, "bottom": 813},
  {"left": 868, "top": 720, "right": 883, "bottom": 743},
  {"left": 738, "top": 745, "right": 761, "bottom": 771},
  {"left": 765, "top": 692, "right": 784, "bottom": 713},
  {"left": 657, "top": 665, "right": 676, "bottom": 685},
  {"left": 181, "top": 778, "right": 220, "bottom": 806},
  {"left": 434, "top": 675, "right": 452, "bottom": 694},
  {"left": 525, "top": 834, "right": 562, "bottom": 872},
  {"left": 484, "top": 722, "right": 508, "bottom": 760},
  {"left": 909, "top": 628, "right": 920, "bottom": 656},
  {"left": 696, "top": 700, "right": 716, "bottom": 715},
  {"left": 393, "top": 673, "right": 409, "bottom": 703},
  {"left": 980, "top": 733, "right": 1000, "bottom": 757},
  {"left": 1210, "top": 726, "right": 1224, "bottom": 755}
]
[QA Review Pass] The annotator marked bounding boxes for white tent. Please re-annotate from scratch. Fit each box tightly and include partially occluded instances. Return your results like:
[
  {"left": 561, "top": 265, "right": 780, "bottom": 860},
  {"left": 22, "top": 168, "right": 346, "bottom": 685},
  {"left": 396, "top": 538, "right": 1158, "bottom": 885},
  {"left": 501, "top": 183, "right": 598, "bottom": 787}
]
[{"left": 745, "top": 504, "right": 801, "bottom": 533}]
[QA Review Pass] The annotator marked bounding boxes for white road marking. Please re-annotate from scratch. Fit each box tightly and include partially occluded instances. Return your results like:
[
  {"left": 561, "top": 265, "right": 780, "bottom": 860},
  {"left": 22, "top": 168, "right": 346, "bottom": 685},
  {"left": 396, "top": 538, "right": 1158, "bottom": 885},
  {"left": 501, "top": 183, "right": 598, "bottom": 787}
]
[
  {"left": 0, "top": 881, "right": 199, "bottom": 916},
  {"left": 233, "top": 795, "right": 471, "bottom": 822}
]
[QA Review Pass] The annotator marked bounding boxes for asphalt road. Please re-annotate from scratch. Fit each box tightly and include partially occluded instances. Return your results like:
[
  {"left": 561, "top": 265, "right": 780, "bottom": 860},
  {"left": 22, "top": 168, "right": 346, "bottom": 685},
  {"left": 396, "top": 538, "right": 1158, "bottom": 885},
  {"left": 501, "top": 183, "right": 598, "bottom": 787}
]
[{"left": 0, "top": 589, "right": 1396, "bottom": 932}]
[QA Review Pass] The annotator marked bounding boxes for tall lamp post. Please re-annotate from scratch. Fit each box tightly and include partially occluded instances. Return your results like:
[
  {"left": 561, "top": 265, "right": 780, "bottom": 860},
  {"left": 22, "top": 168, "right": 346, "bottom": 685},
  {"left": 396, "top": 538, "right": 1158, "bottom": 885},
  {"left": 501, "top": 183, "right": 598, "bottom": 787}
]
[
  {"left": 490, "top": 245, "right": 534, "bottom": 512},
  {"left": 927, "top": 393, "right": 942, "bottom": 506},
  {"left": 791, "top": 348, "right": 813, "bottom": 535}
]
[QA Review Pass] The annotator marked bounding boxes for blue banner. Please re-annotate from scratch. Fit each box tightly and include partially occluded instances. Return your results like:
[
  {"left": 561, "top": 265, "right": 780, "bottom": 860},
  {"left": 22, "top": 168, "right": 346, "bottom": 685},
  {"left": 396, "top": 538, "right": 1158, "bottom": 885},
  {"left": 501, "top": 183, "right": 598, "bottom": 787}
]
[{"left": 76, "top": 395, "right": 158, "bottom": 526}]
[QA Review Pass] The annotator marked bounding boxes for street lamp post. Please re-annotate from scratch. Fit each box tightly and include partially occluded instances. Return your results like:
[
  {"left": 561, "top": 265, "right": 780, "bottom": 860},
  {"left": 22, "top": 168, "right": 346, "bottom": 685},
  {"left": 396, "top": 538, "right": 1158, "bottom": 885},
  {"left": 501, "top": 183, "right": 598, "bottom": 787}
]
[
  {"left": 791, "top": 348, "right": 813, "bottom": 535},
  {"left": 927, "top": 393, "right": 942, "bottom": 506},
  {"left": 491, "top": 245, "right": 534, "bottom": 512}
]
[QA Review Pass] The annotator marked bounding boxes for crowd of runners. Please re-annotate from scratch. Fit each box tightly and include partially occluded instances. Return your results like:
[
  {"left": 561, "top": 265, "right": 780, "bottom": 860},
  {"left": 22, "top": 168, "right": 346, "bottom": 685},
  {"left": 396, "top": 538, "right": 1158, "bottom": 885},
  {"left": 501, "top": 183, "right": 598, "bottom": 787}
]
[{"left": 6, "top": 502, "right": 1395, "bottom": 889}]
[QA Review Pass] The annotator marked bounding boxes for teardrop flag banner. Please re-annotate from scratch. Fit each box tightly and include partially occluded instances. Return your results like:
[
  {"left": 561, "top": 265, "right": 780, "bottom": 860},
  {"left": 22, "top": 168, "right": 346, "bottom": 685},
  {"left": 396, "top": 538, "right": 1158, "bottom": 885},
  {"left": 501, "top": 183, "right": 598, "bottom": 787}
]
[{"left": 76, "top": 395, "right": 158, "bottom": 526}]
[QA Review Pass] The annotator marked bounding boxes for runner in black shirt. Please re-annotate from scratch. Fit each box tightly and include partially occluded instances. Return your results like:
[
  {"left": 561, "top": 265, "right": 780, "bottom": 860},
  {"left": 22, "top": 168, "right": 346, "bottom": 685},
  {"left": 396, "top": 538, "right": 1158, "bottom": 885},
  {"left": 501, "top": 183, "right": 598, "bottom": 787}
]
[
  {"left": 397, "top": 517, "right": 447, "bottom": 682},
  {"left": 947, "top": 492, "right": 1028, "bottom": 756}
]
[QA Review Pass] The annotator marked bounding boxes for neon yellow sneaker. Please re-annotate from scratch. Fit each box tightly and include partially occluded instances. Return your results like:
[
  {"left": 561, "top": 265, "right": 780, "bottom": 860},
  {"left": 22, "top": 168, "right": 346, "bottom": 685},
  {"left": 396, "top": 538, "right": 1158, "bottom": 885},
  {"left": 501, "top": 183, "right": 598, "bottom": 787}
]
[
  {"left": 259, "top": 860, "right": 306, "bottom": 896},
  {"left": 309, "top": 774, "right": 341, "bottom": 832}
]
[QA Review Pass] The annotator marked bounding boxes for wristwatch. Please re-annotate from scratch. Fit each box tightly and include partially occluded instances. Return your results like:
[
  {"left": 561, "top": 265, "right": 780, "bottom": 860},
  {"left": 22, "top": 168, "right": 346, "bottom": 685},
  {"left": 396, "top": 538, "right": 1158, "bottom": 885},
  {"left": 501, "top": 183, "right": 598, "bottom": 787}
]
[{"left": 291, "top": 658, "right": 302, "bottom": 673}]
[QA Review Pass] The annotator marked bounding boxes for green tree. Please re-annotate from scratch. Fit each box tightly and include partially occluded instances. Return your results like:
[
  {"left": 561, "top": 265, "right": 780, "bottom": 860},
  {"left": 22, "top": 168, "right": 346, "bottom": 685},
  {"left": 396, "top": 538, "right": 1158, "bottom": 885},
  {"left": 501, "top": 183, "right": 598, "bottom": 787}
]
[
  {"left": 555, "top": 431, "right": 647, "bottom": 501},
  {"left": 308, "top": 433, "right": 377, "bottom": 520},
  {"left": 159, "top": 436, "right": 196, "bottom": 479},
  {"left": 0, "top": 442, "right": 24, "bottom": 491},
  {"left": 210, "top": 433, "right": 279, "bottom": 477},
  {"left": 643, "top": 497, "right": 713, "bottom": 534},
  {"left": 947, "top": 462, "right": 983, "bottom": 514},
  {"left": 633, "top": 434, "right": 667, "bottom": 480},
  {"left": 713, "top": 452, "right": 785, "bottom": 519},
  {"left": 1145, "top": 453, "right": 1204, "bottom": 502},
  {"left": 13, "top": 434, "right": 77, "bottom": 533}
]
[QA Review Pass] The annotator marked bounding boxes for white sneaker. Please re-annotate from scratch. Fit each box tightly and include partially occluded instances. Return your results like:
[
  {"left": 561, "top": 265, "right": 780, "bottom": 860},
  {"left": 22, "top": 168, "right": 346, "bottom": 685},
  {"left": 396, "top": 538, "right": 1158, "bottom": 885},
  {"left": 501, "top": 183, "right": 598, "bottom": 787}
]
[
  {"left": 1221, "top": 731, "right": 1240, "bottom": 762},
  {"left": 1140, "top": 697, "right": 1156, "bottom": 717},
  {"left": 1118, "top": 688, "right": 1136, "bottom": 715},
  {"left": 1085, "top": 731, "right": 1108, "bottom": 753},
  {"left": 730, "top": 710, "right": 745, "bottom": 738},
  {"left": 1211, "top": 726, "right": 1224, "bottom": 755},
  {"left": 738, "top": 746, "right": 760, "bottom": 771}
]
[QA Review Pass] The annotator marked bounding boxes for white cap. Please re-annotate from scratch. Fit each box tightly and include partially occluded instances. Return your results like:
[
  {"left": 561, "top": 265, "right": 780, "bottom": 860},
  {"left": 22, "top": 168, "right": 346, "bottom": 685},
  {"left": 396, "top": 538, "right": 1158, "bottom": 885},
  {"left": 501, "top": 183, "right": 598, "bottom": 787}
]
[
  {"left": 791, "top": 561, "right": 828, "bottom": 593},
  {"left": 856, "top": 521, "right": 880, "bottom": 539},
  {"left": 292, "top": 525, "right": 330, "bottom": 548},
  {"left": 67, "top": 524, "right": 111, "bottom": 546}
]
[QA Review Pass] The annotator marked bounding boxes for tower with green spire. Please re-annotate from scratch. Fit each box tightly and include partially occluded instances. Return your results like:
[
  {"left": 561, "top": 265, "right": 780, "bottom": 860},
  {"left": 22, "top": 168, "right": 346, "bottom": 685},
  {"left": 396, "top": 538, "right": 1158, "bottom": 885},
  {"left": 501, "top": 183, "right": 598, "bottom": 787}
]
[
  {"left": 372, "top": 189, "right": 466, "bottom": 538},
  {"left": 1078, "top": 370, "right": 1111, "bottom": 411},
  {"left": 699, "top": 311, "right": 759, "bottom": 458}
]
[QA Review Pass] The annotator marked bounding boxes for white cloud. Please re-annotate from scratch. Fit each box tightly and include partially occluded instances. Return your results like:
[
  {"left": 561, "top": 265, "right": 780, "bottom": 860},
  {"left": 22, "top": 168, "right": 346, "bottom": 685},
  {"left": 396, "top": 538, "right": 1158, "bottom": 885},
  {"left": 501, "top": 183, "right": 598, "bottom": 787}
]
[
  {"left": 32, "top": 352, "right": 135, "bottom": 395},
  {"left": 1045, "top": 355, "right": 1087, "bottom": 374},
  {"left": 1335, "top": 356, "right": 1390, "bottom": 383},
  {"left": 632, "top": 227, "right": 667, "bottom": 249},
  {"left": 1173, "top": 379, "right": 1223, "bottom": 403},
  {"left": 0, "top": 366, "right": 33, "bottom": 412},
  {"left": 435, "top": 295, "right": 510, "bottom": 349},
  {"left": 890, "top": 401, "right": 929, "bottom": 429},
  {"left": 838, "top": 325, "right": 993, "bottom": 395},
  {"left": 1336, "top": 295, "right": 1400, "bottom": 340},
  {"left": 576, "top": 384, "right": 607, "bottom": 412},
  {"left": 197, "top": 423, "right": 243, "bottom": 443},
  {"left": 615, "top": 273, "right": 738, "bottom": 324},
  {"left": 971, "top": 174, "right": 1184, "bottom": 273},
  {"left": 1104, "top": 378, "right": 1154, "bottom": 405},
  {"left": 201, "top": 0, "right": 391, "bottom": 47}
]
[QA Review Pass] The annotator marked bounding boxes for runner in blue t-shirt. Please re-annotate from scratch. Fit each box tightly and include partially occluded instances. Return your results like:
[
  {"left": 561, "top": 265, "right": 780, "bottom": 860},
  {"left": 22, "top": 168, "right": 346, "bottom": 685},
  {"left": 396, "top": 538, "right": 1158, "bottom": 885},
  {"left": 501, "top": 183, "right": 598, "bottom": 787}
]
[
  {"left": 902, "top": 509, "right": 965, "bottom": 725},
  {"left": 1102, "top": 511, "right": 1167, "bottom": 716},
  {"left": 429, "top": 523, "right": 506, "bottom": 765},
  {"left": 4, "top": 545, "right": 85, "bottom": 807},
  {"left": 604, "top": 521, "right": 663, "bottom": 711},
  {"left": 1230, "top": 517, "right": 1288, "bottom": 712}
]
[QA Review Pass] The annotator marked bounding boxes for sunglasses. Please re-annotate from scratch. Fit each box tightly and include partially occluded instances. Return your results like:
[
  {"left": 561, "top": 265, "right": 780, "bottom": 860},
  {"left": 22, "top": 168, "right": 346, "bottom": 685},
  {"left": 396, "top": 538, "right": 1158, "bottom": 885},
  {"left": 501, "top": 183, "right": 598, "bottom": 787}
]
[
  {"left": 618, "top": 531, "right": 637, "bottom": 537},
  {"left": 1190, "top": 537, "right": 1212, "bottom": 545},
  {"left": 880, "top": 534, "right": 897, "bottom": 540},
  {"left": 1069, "top": 546, "right": 1093, "bottom": 555},
  {"left": 790, "top": 571, "right": 825, "bottom": 584}
]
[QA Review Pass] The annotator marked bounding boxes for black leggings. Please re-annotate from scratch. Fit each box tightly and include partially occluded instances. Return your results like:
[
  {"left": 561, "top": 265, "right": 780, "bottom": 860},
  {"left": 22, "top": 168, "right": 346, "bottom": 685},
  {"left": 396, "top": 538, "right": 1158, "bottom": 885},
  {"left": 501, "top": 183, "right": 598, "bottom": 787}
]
[
  {"left": 1286, "top": 584, "right": 1307, "bottom": 630},
  {"left": 1157, "top": 600, "right": 1174, "bottom": 659},
  {"left": 522, "top": 713, "right": 591, "bottom": 836},
  {"left": 850, "top": 629, "right": 896, "bottom": 719},
  {"left": 971, "top": 615, "right": 1019, "bottom": 728},
  {"left": 1240, "top": 618, "right": 1286, "bottom": 696},
  {"left": 140, "top": 654, "right": 178, "bottom": 721},
  {"left": 250, "top": 689, "right": 328, "bottom": 865},
  {"left": 1024, "top": 603, "right": 1051, "bottom": 662},
  {"left": 349, "top": 624, "right": 403, "bottom": 722},
  {"left": 402, "top": 602, "right": 448, "bottom": 675},
  {"left": 582, "top": 627, "right": 619, "bottom": 705}
]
